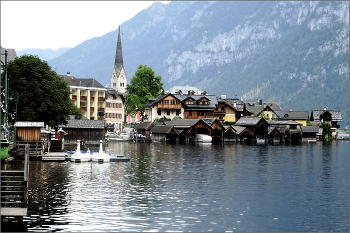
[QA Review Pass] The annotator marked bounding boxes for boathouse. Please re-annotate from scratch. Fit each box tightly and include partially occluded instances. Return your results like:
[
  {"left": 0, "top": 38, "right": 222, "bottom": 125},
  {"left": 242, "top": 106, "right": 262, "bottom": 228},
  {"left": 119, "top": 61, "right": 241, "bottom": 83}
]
[
  {"left": 150, "top": 125, "right": 179, "bottom": 142},
  {"left": 235, "top": 117, "right": 268, "bottom": 142}
]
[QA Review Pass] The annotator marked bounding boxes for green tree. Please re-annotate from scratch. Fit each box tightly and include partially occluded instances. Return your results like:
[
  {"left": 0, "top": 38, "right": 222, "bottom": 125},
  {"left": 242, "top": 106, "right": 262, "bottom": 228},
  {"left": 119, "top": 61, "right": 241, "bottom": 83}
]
[
  {"left": 125, "top": 64, "right": 163, "bottom": 116},
  {"left": 1, "top": 55, "right": 80, "bottom": 128},
  {"left": 318, "top": 122, "right": 332, "bottom": 140}
]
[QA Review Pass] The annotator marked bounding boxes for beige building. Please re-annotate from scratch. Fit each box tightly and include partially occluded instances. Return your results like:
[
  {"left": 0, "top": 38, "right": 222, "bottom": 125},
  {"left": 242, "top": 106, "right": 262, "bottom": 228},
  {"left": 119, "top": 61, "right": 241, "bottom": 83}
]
[
  {"left": 61, "top": 72, "right": 106, "bottom": 120},
  {"left": 105, "top": 88, "right": 125, "bottom": 131}
]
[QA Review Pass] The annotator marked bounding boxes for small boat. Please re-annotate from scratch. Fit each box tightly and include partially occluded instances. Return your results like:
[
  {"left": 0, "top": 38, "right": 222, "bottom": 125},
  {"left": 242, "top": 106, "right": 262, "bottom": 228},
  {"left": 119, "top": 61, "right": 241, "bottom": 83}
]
[
  {"left": 91, "top": 140, "right": 110, "bottom": 163},
  {"left": 196, "top": 134, "right": 212, "bottom": 143},
  {"left": 70, "top": 140, "right": 91, "bottom": 162}
]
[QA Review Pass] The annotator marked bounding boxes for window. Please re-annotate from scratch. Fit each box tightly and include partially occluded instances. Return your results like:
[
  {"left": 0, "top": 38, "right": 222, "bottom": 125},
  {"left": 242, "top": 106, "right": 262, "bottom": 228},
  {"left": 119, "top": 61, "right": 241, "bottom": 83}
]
[
  {"left": 176, "top": 110, "right": 180, "bottom": 116},
  {"left": 113, "top": 83, "right": 116, "bottom": 88},
  {"left": 167, "top": 110, "right": 170, "bottom": 116},
  {"left": 221, "top": 107, "right": 224, "bottom": 111},
  {"left": 109, "top": 113, "right": 112, "bottom": 118},
  {"left": 189, "top": 111, "right": 192, "bottom": 116},
  {"left": 186, "top": 101, "right": 194, "bottom": 105},
  {"left": 119, "top": 114, "right": 122, "bottom": 119},
  {"left": 113, "top": 113, "right": 115, "bottom": 118},
  {"left": 158, "top": 109, "right": 161, "bottom": 115},
  {"left": 290, "top": 125, "right": 297, "bottom": 129},
  {"left": 113, "top": 103, "right": 115, "bottom": 108}
]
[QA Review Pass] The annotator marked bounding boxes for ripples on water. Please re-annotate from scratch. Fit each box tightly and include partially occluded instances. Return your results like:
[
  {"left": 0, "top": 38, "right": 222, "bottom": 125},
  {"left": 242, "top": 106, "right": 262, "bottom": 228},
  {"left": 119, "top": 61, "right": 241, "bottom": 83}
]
[{"left": 2, "top": 141, "right": 349, "bottom": 232}]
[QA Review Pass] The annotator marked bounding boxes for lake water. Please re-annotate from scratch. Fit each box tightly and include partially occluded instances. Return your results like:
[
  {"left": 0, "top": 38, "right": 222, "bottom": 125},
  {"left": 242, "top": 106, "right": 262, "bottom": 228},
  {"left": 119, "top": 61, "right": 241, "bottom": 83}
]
[{"left": 2, "top": 141, "right": 349, "bottom": 232}]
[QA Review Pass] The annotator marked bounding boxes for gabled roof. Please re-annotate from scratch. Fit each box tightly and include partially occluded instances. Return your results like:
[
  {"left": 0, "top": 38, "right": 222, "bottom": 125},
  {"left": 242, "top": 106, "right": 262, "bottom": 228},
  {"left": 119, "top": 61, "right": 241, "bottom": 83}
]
[
  {"left": 266, "top": 120, "right": 301, "bottom": 125},
  {"left": 105, "top": 88, "right": 125, "bottom": 102},
  {"left": 268, "top": 126, "right": 281, "bottom": 135},
  {"left": 232, "top": 126, "right": 246, "bottom": 134},
  {"left": 177, "top": 94, "right": 218, "bottom": 109},
  {"left": 60, "top": 75, "right": 105, "bottom": 89},
  {"left": 165, "top": 117, "right": 212, "bottom": 129},
  {"left": 301, "top": 126, "right": 319, "bottom": 133},
  {"left": 245, "top": 101, "right": 282, "bottom": 112},
  {"left": 277, "top": 111, "right": 309, "bottom": 120},
  {"left": 60, "top": 119, "right": 105, "bottom": 129},
  {"left": 150, "top": 125, "right": 178, "bottom": 134},
  {"left": 219, "top": 98, "right": 245, "bottom": 112},
  {"left": 135, "top": 121, "right": 155, "bottom": 130},
  {"left": 310, "top": 110, "right": 342, "bottom": 122},
  {"left": 144, "top": 93, "right": 184, "bottom": 108},
  {"left": 235, "top": 117, "right": 268, "bottom": 126}
]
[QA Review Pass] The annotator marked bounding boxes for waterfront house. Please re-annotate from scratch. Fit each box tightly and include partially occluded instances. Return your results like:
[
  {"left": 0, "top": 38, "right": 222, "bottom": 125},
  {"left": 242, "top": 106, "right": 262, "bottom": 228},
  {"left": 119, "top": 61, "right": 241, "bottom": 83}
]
[
  {"left": 105, "top": 88, "right": 125, "bottom": 131},
  {"left": 181, "top": 93, "right": 218, "bottom": 119},
  {"left": 144, "top": 92, "right": 186, "bottom": 122},
  {"left": 267, "top": 120, "right": 302, "bottom": 143},
  {"left": 276, "top": 111, "right": 309, "bottom": 126},
  {"left": 310, "top": 109, "right": 342, "bottom": 137},
  {"left": 60, "top": 72, "right": 106, "bottom": 120},
  {"left": 215, "top": 96, "right": 243, "bottom": 123},
  {"left": 60, "top": 115, "right": 106, "bottom": 151},
  {"left": 301, "top": 125, "right": 319, "bottom": 141},
  {"left": 135, "top": 121, "right": 155, "bottom": 137},
  {"left": 223, "top": 125, "right": 237, "bottom": 142},
  {"left": 201, "top": 118, "right": 225, "bottom": 141},
  {"left": 165, "top": 117, "right": 213, "bottom": 142},
  {"left": 235, "top": 117, "right": 269, "bottom": 142},
  {"left": 150, "top": 125, "right": 179, "bottom": 142},
  {"left": 245, "top": 99, "right": 282, "bottom": 120},
  {"left": 232, "top": 125, "right": 255, "bottom": 143}
]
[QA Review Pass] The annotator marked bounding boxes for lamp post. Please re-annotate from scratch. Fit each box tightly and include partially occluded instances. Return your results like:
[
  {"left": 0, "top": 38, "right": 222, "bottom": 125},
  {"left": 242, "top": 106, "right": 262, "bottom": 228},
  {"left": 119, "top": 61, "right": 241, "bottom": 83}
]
[{"left": 0, "top": 50, "right": 8, "bottom": 139}]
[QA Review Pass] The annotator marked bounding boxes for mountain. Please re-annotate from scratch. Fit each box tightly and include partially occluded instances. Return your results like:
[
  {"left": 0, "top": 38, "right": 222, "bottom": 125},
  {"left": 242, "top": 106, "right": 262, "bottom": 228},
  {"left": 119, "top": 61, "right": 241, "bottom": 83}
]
[
  {"left": 17, "top": 47, "right": 72, "bottom": 61},
  {"left": 48, "top": 1, "right": 349, "bottom": 127}
]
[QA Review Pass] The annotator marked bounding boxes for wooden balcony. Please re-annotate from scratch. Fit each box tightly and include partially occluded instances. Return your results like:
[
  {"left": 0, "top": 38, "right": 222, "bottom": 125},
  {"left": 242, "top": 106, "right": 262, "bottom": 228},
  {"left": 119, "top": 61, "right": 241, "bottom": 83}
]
[
  {"left": 72, "top": 95, "right": 77, "bottom": 100},
  {"left": 80, "top": 96, "right": 87, "bottom": 101},
  {"left": 90, "top": 107, "right": 94, "bottom": 112},
  {"left": 214, "top": 110, "right": 226, "bottom": 115},
  {"left": 98, "top": 107, "right": 104, "bottom": 112},
  {"left": 90, "top": 96, "right": 95, "bottom": 101},
  {"left": 80, "top": 106, "right": 87, "bottom": 111},
  {"left": 98, "top": 97, "right": 104, "bottom": 101},
  {"left": 157, "top": 103, "right": 182, "bottom": 109}
]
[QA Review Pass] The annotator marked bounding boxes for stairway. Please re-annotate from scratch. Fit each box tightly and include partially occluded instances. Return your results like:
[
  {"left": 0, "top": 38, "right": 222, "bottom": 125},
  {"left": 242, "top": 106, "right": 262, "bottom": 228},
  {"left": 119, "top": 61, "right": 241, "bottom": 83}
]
[{"left": 1, "top": 171, "right": 28, "bottom": 214}]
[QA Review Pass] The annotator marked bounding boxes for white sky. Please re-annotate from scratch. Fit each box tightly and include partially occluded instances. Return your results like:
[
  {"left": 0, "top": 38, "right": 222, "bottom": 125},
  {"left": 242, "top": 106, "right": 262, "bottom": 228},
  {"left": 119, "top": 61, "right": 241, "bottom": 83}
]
[{"left": 1, "top": 1, "right": 169, "bottom": 51}]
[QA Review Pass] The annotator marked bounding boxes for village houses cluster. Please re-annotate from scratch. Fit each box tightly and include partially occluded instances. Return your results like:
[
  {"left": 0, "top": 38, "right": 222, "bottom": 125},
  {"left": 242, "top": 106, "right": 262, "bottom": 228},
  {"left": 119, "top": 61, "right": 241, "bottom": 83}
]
[{"left": 55, "top": 27, "right": 342, "bottom": 144}]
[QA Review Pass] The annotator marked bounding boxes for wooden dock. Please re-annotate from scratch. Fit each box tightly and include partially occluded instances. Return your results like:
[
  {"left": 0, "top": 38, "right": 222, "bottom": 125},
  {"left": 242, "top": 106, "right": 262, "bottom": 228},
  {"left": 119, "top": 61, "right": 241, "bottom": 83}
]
[{"left": 41, "top": 152, "right": 66, "bottom": 161}]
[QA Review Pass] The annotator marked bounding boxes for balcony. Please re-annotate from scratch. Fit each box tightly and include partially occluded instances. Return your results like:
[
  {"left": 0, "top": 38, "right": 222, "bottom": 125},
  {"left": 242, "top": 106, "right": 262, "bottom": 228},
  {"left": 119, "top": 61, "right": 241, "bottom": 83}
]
[
  {"left": 214, "top": 110, "right": 226, "bottom": 115},
  {"left": 98, "top": 97, "right": 104, "bottom": 101},
  {"left": 90, "top": 107, "right": 94, "bottom": 112},
  {"left": 98, "top": 107, "right": 104, "bottom": 112},
  {"left": 80, "top": 96, "right": 87, "bottom": 101},
  {"left": 157, "top": 103, "right": 182, "bottom": 109},
  {"left": 80, "top": 106, "right": 87, "bottom": 111},
  {"left": 72, "top": 95, "right": 77, "bottom": 100},
  {"left": 90, "top": 96, "right": 95, "bottom": 101}
]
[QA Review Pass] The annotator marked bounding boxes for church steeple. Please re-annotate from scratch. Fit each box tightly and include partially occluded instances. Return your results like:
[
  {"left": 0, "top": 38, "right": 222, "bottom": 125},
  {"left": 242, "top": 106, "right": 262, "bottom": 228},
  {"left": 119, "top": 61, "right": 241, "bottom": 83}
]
[{"left": 111, "top": 26, "right": 127, "bottom": 93}]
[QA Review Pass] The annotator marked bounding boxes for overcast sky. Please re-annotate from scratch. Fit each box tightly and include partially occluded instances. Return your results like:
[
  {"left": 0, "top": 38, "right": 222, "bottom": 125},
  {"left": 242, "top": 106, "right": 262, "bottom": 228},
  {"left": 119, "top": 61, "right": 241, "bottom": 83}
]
[{"left": 1, "top": 1, "right": 169, "bottom": 51}]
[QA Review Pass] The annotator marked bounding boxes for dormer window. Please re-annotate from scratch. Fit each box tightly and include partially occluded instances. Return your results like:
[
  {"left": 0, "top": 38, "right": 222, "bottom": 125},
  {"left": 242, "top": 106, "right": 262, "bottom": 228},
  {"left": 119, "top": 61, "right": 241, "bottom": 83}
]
[
  {"left": 284, "top": 114, "right": 289, "bottom": 117},
  {"left": 186, "top": 100, "right": 194, "bottom": 105},
  {"left": 199, "top": 101, "right": 209, "bottom": 105}
]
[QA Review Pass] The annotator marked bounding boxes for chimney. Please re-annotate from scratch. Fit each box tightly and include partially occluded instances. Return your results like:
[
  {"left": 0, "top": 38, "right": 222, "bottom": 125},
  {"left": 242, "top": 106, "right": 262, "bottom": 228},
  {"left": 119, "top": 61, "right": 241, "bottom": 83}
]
[
  {"left": 257, "top": 99, "right": 262, "bottom": 105},
  {"left": 188, "top": 91, "right": 191, "bottom": 95},
  {"left": 191, "top": 90, "right": 195, "bottom": 95},
  {"left": 221, "top": 95, "right": 226, "bottom": 99},
  {"left": 162, "top": 89, "right": 164, "bottom": 95},
  {"left": 201, "top": 91, "right": 207, "bottom": 95},
  {"left": 67, "top": 71, "right": 70, "bottom": 76}
]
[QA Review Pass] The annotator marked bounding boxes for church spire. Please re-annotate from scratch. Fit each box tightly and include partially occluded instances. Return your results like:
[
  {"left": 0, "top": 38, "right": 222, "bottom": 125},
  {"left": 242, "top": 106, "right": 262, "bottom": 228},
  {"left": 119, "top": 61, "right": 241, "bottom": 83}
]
[
  {"left": 114, "top": 26, "right": 123, "bottom": 68},
  {"left": 111, "top": 25, "right": 127, "bottom": 93}
]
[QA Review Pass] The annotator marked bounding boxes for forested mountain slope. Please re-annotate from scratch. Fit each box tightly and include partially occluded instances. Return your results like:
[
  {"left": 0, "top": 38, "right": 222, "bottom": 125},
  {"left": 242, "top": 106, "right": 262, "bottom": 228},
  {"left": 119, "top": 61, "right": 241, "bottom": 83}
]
[{"left": 48, "top": 1, "right": 349, "bottom": 126}]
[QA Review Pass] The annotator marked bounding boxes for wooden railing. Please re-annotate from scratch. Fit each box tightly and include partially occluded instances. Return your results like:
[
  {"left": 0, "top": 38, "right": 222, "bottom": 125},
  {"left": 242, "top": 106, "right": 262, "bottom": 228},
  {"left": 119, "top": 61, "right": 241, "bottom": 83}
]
[
  {"left": 80, "top": 96, "right": 87, "bottom": 101},
  {"left": 98, "top": 97, "right": 104, "bottom": 101},
  {"left": 90, "top": 107, "right": 94, "bottom": 112},
  {"left": 214, "top": 110, "right": 226, "bottom": 115},
  {"left": 90, "top": 96, "right": 95, "bottom": 101},
  {"left": 157, "top": 103, "right": 182, "bottom": 109},
  {"left": 98, "top": 107, "right": 104, "bottom": 112},
  {"left": 72, "top": 95, "right": 77, "bottom": 100},
  {"left": 81, "top": 106, "right": 87, "bottom": 111}
]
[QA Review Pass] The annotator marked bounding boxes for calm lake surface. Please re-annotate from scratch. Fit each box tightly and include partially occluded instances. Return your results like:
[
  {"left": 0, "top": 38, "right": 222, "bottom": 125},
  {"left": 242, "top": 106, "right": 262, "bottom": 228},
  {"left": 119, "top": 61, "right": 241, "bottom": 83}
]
[{"left": 3, "top": 141, "right": 349, "bottom": 232}]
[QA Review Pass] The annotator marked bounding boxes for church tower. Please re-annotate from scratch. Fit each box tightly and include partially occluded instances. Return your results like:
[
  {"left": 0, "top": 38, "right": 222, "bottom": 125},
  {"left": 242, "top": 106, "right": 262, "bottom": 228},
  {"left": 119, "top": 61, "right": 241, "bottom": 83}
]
[{"left": 111, "top": 26, "right": 127, "bottom": 93}]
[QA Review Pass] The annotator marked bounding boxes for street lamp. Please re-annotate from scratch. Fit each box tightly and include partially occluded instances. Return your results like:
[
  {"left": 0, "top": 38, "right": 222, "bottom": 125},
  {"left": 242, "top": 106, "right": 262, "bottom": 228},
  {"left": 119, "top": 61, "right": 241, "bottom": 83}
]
[{"left": 0, "top": 50, "right": 8, "bottom": 139}]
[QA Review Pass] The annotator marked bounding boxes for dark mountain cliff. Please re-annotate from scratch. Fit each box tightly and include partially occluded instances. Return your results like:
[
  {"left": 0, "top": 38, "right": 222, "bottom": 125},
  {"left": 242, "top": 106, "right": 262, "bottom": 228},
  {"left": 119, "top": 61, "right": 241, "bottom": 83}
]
[{"left": 48, "top": 1, "right": 349, "bottom": 126}]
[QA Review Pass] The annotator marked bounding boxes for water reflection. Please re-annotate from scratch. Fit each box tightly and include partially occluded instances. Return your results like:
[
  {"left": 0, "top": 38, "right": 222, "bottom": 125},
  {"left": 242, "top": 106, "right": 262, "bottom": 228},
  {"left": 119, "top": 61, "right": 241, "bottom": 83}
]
[{"left": 1, "top": 141, "right": 348, "bottom": 232}]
